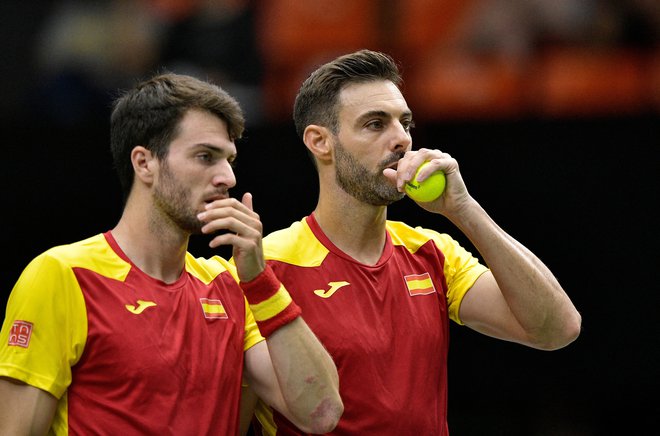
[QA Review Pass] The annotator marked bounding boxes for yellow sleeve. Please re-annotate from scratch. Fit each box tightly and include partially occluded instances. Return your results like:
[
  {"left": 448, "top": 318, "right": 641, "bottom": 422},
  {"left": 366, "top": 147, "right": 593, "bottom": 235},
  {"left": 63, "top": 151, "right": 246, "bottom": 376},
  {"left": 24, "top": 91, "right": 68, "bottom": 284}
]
[
  {"left": 387, "top": 221, "right": 489, "bottom": 326},
  {"left": 430, "top": 233, "right": 489, "bottom": 325},
  {"left": 0, "top": 251, "right": 88, "bottom": 398},
  {"left": 219, "top": 256, "right": 265, "bottom": 351},
  {"left": 243, "top": 297, "right": 265, "bottom": 352}
]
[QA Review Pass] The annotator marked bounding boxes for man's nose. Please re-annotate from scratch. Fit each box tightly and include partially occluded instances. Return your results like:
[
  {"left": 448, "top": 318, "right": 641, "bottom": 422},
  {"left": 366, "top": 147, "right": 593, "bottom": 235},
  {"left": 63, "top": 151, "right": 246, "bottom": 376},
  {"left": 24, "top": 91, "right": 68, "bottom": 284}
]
[
  {"left": 212, "top": 160, "right": 236, "bottom": 188},
  {"left": 390, "top": 122, "right": 412, "bottom": 152}
]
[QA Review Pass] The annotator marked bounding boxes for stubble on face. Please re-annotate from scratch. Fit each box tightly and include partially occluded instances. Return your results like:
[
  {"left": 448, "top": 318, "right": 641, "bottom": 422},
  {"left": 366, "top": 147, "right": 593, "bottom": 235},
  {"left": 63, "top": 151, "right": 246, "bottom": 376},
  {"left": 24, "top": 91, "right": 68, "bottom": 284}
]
[
  {"left": 152, "top": 158, "right": 204, "bottom": 234},
  {"left": 334, "top": 139, "right": 405, "bottom": 206}
]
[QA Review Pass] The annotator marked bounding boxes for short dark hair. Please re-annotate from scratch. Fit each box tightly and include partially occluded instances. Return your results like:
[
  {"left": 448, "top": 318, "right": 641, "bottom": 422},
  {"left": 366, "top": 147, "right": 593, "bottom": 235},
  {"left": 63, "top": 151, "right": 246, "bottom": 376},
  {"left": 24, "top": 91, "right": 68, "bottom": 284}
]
[
  {"left": 110, "top": 72, "right": 244, "bottom": 200},
  {"left": 293, "top": 49, "right": 402, "bottom": 139}
]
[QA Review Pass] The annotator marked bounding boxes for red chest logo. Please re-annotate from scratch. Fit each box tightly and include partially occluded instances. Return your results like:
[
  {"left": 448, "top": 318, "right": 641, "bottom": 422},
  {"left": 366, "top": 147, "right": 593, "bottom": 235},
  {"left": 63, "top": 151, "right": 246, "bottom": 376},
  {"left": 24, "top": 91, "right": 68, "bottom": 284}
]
[{"left": 8, "top": 320, "right": 33, "bottom": 348}]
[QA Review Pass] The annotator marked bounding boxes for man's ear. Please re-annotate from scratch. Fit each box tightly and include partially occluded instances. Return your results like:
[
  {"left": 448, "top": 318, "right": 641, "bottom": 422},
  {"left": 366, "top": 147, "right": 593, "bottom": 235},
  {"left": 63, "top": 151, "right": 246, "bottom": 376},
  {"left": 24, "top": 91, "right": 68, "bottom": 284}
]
[
  {"left": 131, "top": 146, "right": 156, "bottom": 184},
  {"left": 303, "top": 124, "right": 333, "bottom": 163}
]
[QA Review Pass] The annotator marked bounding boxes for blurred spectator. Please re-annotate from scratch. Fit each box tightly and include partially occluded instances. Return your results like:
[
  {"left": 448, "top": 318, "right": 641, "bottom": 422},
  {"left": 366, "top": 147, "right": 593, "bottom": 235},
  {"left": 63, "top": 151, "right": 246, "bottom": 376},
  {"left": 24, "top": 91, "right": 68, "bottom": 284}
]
[
  {"left": 461, "top": 0, "right": 659, "bottom": 58},
  {"left": 31, "top": 0, "right": 264, "bottom": 127},
  {"left": 391, "top": 0, "right": 659, "bottom": 120},
  {"left": 27, "top": 0, "right": 659, "bottom": 126},
  {"left": 32, "top": 0, "right": 163, "bottom": 126}
]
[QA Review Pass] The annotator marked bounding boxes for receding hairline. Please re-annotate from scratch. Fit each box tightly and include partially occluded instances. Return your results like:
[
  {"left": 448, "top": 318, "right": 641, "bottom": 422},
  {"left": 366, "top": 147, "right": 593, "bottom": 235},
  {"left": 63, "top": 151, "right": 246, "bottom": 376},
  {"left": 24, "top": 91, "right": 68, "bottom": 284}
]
[
  {"left": 293, "top": 50, "right": 404, "bottom": 137},
  {"left": 336, "top": 78, "right": 411, "bottom": 120}
]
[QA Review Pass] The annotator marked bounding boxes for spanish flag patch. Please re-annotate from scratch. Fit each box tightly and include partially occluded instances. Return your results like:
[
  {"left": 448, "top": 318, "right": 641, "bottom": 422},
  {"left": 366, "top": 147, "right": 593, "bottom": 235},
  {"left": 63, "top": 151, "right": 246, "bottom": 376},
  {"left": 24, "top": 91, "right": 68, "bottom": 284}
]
[
  {"left": 200, "top": 298, "right": 228, "bottom": 319},
  {"left": 404, "top": 273, "right": 436, "bottom": 296}
]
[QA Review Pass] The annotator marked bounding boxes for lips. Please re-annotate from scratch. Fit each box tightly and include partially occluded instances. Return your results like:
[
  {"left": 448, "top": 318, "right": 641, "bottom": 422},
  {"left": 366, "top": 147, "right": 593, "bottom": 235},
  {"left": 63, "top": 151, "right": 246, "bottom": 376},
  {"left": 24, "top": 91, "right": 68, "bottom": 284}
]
[
  {"left": 383, "top": 153, "right": 404, "bottom": 171},
  {"left": 204, "top": 194, "right": 228, "bottom": 204},
  {"left": 384, "top": 159, "right": 400, "bottom": 171}
]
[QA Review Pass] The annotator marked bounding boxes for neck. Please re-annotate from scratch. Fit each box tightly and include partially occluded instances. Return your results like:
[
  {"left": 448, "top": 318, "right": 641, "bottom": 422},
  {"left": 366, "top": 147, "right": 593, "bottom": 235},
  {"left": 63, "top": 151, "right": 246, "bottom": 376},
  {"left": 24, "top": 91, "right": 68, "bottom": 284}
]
[
  {"left": 111, "top": 199, "right": 189, "bottom": 284},
  {"left": 313, "top": 186, "right": 388, "bottom": 266}
]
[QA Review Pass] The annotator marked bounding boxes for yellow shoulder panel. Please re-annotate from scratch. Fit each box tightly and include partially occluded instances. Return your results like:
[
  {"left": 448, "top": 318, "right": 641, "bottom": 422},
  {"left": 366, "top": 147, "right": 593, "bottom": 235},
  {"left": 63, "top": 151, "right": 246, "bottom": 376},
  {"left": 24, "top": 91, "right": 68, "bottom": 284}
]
[
  {"left": 47, "top": 234, "right": 131, "bottom": 281},
  {"left": 262, "top": 219, "right": 329, "bottom": 267},
  {"left": 186, "top": 253, "right": 236, "bottom": 285},
  {"left": 386, "top": 220, "right": 436, "bottom": 252}
]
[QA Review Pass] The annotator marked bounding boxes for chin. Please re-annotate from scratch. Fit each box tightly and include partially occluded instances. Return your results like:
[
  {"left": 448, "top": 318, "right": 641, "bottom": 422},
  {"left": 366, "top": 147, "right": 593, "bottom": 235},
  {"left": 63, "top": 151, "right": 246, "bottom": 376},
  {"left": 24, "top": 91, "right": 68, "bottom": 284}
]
[{"left": 370, "top": 193, "right": 404, "bottom": 207}]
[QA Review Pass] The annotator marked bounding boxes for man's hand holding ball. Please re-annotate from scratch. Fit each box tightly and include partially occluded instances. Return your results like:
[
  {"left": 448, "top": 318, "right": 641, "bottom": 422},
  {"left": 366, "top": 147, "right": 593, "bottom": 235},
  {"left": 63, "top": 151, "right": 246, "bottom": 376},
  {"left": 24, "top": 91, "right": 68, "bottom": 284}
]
[{"left": 405, "top": 161, "right": 446, "bottom": 202}]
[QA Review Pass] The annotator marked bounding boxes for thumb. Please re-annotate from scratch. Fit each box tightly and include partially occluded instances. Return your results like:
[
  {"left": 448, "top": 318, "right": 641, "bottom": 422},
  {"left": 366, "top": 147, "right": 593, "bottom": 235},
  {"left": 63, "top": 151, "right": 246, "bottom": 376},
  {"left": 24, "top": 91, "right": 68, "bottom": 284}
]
[
  {"left": 242, "top": 192, "right": 253, "bottom": 211},
  {"left": 382, "top": 168, "right": 397, "bottom": 183},
  {"left": 382, "top": 168, "right": 399, "bottom": 190}
]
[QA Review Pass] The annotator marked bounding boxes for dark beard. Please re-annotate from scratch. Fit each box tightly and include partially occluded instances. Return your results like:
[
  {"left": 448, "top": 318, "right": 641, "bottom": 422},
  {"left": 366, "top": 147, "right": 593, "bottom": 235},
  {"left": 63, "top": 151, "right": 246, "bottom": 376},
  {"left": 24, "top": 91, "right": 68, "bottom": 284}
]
[
  {"left": 152, "top": 160, "right": 203, "bottom": 234},
  {"left": 334, "top": 140, "right": 405, "bottom": 206}
]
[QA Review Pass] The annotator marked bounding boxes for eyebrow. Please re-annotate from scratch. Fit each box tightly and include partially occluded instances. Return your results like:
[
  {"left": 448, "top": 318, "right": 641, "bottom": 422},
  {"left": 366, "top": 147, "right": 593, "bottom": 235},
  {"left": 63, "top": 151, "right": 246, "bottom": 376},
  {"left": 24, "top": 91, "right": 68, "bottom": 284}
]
[
  {"left": 356, "top": 109, "right": 413, "bottom": 125},
  {"left": 195, "top": 143, "right": 237, "bottom": 158}
]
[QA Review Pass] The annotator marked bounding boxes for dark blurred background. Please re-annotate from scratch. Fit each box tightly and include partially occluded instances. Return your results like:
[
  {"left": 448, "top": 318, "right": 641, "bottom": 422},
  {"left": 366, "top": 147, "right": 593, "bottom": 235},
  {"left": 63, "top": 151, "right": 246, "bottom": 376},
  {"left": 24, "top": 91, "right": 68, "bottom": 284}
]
[{"left": 1, "top": 1, "right": 658, "bottom": 435}]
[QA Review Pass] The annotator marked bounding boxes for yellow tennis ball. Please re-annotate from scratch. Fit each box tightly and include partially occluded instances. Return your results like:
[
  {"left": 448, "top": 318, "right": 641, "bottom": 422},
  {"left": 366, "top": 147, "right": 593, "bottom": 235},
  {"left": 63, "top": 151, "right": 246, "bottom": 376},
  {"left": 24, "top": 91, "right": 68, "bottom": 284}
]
[{"left": 405, "top": 162, "right": 446, "bottom": 202}]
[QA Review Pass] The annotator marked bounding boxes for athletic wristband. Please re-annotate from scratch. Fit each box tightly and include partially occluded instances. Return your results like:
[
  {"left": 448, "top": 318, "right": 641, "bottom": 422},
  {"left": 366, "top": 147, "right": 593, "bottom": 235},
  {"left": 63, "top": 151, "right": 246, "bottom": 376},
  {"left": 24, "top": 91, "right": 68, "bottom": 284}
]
[{"left": 241, "top": 265, "right": 302, "bottom": 337}]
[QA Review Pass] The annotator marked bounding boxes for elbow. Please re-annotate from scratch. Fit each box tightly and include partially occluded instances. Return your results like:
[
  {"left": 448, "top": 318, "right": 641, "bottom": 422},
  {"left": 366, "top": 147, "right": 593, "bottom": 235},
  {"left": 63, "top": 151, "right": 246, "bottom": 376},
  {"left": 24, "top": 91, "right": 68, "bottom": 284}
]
[
  {"left": 535, "top": 310, "right": 582, "bottom": 351},
  {"left": 567, "top": 311, "right": 583, "bottom": 342},
  {"left": 297, "top": 396, "right": 344, "bottom": 434},
  {"left": 556, "top": 309, "right": 582, "bottom": 349},
  {"left": 308, "top": 397, "right": 344, "bottom": 434}
]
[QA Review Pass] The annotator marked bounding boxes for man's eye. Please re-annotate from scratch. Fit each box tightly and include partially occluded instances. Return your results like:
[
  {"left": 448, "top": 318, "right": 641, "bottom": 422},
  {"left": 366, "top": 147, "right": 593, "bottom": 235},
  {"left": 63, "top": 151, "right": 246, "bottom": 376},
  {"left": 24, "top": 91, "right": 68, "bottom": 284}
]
[
  {"left": 367, "top": 120, "right": 383, "bottom": 129},
  {"left": 197, "top": 153, "right": 213, "bottom": 162},
  {"left": 403, "top": 120, "right": 416, "bottom": 132}
]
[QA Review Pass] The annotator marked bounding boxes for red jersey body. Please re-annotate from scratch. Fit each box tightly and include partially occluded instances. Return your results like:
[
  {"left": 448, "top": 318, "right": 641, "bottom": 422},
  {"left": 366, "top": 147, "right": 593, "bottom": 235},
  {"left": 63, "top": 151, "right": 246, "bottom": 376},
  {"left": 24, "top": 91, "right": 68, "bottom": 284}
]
[
  {"left": 255, "top": 215, "right": 488, "bottom": 435},
  {"left": 0, "top": 232, "right": 263, "bottom": 435}
]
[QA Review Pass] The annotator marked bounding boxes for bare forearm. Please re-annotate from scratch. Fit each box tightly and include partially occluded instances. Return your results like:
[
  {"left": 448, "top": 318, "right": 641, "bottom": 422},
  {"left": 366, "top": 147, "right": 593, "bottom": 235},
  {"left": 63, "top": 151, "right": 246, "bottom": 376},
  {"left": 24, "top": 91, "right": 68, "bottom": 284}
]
[
  {"left": 266, "top": 318, "right": 342, "bottom": 433},
  {"left": 240, "top": 265, "right": 342, "bottom": 432},
  {"left": 448, "top": 199, "right": 581, "bottom": 349},
  {"left": 0, "top": 378, "right": 57, "bottom": 436}
]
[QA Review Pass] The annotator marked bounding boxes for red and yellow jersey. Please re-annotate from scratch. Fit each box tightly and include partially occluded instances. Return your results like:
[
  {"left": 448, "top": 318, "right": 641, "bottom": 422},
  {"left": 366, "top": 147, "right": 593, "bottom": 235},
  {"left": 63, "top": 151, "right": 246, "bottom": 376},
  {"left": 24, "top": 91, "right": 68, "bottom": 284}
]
[
  {"left": 255, "top": 215, "right": 488, "bottom": 435},
  {"left": 0, "top": 232, "right": 263, "bottom": 435}
]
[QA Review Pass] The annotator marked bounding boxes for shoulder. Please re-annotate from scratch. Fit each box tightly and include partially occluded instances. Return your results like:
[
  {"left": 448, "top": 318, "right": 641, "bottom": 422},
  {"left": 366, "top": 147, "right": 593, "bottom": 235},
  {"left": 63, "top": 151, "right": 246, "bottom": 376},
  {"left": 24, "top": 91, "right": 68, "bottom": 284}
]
[
  {"left": 186, "top": 254, "right": 239, "bottom": 284},
  {"left": 262, "top": 218, "right": 328, "bottom": 267},
  {"left": 386, "top": 220, "right": 484, "bottom": 270},
  {"left": 40, "top": 233, "right": 109, "bottom": 262},
  {"left": 386, "top": 220, "right": 457, "bottom": 253},
  {"left": 23, "top": 234, "right": 125, "bottom": 279}
]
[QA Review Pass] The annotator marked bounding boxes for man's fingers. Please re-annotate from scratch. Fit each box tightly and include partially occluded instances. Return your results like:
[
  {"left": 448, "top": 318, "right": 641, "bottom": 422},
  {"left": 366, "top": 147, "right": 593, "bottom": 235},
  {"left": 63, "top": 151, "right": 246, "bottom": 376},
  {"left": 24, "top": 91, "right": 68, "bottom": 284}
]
[
  {"left": 242, "top": 192, "right": 254, "bottom": 211},
  {"left": 200, "top": 215, "right": 262, "bottom": 237},
  {"left": 198, "top": 198, "right": 260, "bottom": 230},
  {"left": 207, "top": 231, "right": 260, "bottom": 250}
]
